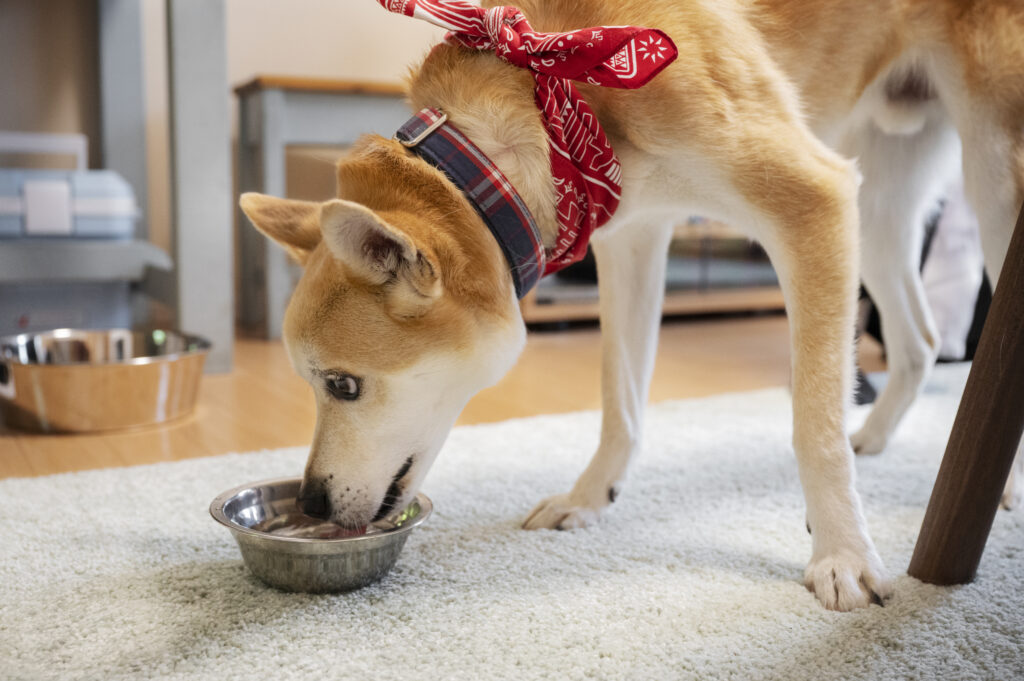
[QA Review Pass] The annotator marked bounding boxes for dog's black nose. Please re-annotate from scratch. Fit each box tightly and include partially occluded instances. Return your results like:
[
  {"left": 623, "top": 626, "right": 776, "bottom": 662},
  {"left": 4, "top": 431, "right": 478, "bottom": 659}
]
[{"left": 297, "top": 480, "right": 331, "bottom": 519}]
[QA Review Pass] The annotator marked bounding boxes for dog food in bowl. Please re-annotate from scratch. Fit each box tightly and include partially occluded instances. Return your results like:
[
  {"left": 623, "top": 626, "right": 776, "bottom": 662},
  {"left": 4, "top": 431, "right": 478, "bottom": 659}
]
[{"left": 254, "top": 512, "right": 369, "bottom": 539}]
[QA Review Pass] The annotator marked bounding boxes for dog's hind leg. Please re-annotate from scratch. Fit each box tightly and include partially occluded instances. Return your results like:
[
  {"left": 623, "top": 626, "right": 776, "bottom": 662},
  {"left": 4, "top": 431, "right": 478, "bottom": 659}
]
[
  {"left": 1003, "top": 452, "right": 1024, "bottom": 511},
  {"left": 733, "top": 129, "right": 891, "bottom": 610},
  {"left": 966, "top": 144, "right": 1024, "bottom": 510},
  {"left": 957, "top": 115, "right": 1024, "bottom": 510},
  {"left": 846, "top": 113, "right": 961, "bottom": 454},
  {"left": 925, "top": 5, "right": 1024, "bottom": 507},
  {"left": 522, "top": 219, "right": 674, "bottom": 530}
]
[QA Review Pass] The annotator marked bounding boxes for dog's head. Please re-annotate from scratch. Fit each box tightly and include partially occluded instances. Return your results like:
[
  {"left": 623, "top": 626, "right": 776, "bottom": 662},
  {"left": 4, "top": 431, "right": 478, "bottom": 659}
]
[{"left": 240, "top": 136, "right": 525, "bottom": 527}]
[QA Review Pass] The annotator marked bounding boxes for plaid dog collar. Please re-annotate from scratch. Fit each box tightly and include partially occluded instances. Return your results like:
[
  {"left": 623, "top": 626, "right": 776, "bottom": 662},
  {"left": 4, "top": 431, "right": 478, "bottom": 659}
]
[{"left": 397, "top": 108, "right": 545, "bottom": 298}]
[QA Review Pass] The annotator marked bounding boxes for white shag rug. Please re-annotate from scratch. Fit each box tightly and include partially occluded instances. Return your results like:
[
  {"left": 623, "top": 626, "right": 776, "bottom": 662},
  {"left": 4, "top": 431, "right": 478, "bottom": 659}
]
[{"left": 2, "top": 364, "right": 1022, "bottom": 681}]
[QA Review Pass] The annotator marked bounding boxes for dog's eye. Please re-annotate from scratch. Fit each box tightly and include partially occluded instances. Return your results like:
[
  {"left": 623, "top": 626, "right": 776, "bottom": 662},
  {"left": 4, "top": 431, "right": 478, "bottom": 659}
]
[{"left": 325, "top": 374, "right": 361, "bottom": 401}]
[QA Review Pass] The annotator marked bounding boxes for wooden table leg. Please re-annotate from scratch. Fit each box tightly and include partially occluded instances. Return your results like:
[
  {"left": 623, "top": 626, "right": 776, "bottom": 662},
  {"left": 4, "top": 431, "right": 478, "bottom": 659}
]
[{"left": 908, "top": 201, "right": 1024, "bottom": 585}]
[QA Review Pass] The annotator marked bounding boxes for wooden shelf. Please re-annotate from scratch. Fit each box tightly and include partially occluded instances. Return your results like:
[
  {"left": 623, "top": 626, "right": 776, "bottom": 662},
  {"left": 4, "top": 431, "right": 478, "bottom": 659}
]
[
  {"left": 234, "top": 75, "right": 405, "bottom": 97},
  {"left": 522, "top": 223, "right": 785, "bottom": 324},
  {"left": 521, "top": 285, "right": 785, "bottom": 323},
  {"left": 0, "top": 239, "right": 171, "bottom": 283}
]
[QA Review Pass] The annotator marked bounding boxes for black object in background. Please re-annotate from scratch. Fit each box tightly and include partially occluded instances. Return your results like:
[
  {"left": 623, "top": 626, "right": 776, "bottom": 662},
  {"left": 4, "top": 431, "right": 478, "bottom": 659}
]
[{"left": 962, "top": 273, "right": 992, "bottom": 361}]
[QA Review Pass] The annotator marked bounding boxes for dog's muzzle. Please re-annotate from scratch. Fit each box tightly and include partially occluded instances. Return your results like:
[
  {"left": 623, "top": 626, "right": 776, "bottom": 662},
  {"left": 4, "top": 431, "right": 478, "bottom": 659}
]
[{"left": 297, "top": 479, "right": 331, "bottom": 520}]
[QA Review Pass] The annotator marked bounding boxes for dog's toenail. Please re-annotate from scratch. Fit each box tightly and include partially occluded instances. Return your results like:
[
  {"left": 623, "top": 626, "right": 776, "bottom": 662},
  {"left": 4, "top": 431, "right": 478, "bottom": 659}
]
[{"left": 608, "top": 487, "right": 618, "bottom": 503}]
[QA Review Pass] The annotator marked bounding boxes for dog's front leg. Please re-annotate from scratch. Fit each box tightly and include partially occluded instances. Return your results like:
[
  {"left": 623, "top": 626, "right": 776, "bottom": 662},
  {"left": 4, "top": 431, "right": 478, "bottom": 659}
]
[
  {"left": 523, "top": 220, "right": 674, "bottom": 530},
  {"left": 755, "top": 145, "right": 893, "bottom": 610}
]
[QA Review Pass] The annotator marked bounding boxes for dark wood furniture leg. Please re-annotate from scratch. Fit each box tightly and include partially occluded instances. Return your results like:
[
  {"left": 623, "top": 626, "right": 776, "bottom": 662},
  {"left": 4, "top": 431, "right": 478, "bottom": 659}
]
[{"left": 908, "top": 201, "right": 1024, "bottom": 585}]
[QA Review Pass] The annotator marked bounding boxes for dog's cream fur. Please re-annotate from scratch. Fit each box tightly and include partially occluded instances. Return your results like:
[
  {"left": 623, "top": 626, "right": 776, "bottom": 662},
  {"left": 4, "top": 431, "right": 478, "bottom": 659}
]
[{"left": 240, "top": 0, "right": 1024, "bottom": 611}]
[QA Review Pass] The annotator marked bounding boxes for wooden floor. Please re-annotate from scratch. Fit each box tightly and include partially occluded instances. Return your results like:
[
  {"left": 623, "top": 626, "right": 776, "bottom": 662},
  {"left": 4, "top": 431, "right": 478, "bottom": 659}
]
[{"left": 0, "top": 313, "right": 886, "bottom": 479}]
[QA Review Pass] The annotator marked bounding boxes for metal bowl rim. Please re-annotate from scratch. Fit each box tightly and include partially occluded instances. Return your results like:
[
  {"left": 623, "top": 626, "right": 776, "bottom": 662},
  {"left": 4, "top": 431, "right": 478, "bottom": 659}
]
[
  {"left": 209, "top": 476, "right": 432, "bottom": 545},
  {"left": 0, "top": 328, "right": 211, "bottom": 367}
]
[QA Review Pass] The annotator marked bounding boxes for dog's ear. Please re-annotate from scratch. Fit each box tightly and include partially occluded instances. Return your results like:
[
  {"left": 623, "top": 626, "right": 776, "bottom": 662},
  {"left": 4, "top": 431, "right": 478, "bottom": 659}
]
[
  {"left": 320, "top": 199, "right": 441, "bottom": 318},
  {"left": 239, "top": 193, "right": 322, "bottom": 264}
]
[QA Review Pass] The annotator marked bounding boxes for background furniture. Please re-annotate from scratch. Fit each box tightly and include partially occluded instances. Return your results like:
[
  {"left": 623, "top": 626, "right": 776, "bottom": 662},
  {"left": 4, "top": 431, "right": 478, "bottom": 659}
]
[
  {"left": 0, "top": 131, "right": 171, "bottom": 333},
  {"left": 235, "top": 77, "right": 411, "bottom": 339},
  {"left": 522, "top": 220, "right": 783, "bottom": 323},
  {"left": 96, "top": 0, "right": 233, "bottom": 372}
]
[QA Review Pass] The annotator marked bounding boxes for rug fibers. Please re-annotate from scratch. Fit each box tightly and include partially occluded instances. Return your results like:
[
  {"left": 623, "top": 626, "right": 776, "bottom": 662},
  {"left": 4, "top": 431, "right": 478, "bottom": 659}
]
[{"left": 1, "top": 364, "right": 1022, "bottom": 680}]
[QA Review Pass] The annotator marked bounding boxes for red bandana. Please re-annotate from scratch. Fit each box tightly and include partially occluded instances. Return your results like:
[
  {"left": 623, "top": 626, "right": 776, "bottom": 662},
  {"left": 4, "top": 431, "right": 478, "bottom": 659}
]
[{"left": 377, "top": 0, "right": 677, "bottom": 274}]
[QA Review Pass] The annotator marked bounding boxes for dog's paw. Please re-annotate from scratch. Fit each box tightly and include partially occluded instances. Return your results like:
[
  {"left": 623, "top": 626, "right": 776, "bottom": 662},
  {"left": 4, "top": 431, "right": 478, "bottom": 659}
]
[
  {"left": 850, "top": 424, "right": 888, "bottom": 455},
  {"left": 522, "top": 493, "right": 605, "bottom": 530},
  {"left": 804, "top": 548, "right": 892, "bottom": 611}
]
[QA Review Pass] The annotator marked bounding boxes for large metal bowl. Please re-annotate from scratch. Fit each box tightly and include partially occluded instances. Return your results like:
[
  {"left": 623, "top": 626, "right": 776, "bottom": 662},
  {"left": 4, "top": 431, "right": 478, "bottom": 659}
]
[
  {"left": 0, "top": 328, "right": 210, "bottom": 433},
  {"left": 210, "top": 477, "right": 432, "bottom": 593}
]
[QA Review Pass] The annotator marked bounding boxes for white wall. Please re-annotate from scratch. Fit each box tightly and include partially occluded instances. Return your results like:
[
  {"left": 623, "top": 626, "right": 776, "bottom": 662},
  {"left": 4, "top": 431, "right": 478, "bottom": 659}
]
[{"left": 226, "top": 0, "right": 444, "bottom": 85}]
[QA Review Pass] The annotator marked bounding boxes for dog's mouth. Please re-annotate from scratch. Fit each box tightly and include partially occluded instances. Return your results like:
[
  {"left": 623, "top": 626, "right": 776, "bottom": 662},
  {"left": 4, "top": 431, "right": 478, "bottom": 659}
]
[{"left": 373, "top": 455, "right": 415, "bottom": 522}]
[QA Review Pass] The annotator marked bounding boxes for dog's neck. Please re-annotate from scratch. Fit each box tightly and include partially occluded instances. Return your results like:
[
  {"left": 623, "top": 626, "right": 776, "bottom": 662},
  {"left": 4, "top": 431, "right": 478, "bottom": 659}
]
[{"left": 407, "top": 43, "right": 561, "bottom": 250}]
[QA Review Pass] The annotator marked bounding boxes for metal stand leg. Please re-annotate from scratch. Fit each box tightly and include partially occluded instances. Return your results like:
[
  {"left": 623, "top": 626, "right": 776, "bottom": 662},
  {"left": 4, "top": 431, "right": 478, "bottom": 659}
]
[{"left": 166, "top": 0, "right": 233, "bottom": 371}]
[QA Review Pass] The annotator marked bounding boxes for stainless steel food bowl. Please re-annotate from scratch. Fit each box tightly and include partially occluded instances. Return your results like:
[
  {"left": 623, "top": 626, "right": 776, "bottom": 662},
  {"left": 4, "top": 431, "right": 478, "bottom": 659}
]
[
  {"left": 0, "top": 328, "right": 210, "bottom": 433},
  {"left": 210, "top": 477, "right": 432, "bottom": 593}
]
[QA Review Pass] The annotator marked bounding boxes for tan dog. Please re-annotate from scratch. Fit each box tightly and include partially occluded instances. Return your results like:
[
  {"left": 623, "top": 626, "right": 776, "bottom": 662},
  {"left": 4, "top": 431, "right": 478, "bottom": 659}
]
[{"left": 240, "top": 0, "right": 1024, "bottom": 611}]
